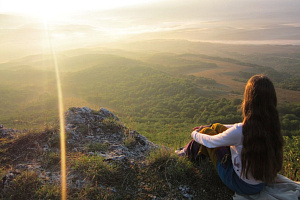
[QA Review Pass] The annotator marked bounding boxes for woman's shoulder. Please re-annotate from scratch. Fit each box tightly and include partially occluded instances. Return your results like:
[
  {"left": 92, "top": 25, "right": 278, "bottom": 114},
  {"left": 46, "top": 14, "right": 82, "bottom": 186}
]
[
  {"left": 225, "top": 123, "right": 243, "bottom": 136},
  {"left": 235, "top": 122, "right": 243, "bottom": 128},
  {"left": 232, "top": 122, "right": 243, "bottom": 131},
  {"left": 224, "top": 123, "right": 243, "bottom": 130},
  {"left": 228, "top": 123, "right": 244, "bottom": 144}
]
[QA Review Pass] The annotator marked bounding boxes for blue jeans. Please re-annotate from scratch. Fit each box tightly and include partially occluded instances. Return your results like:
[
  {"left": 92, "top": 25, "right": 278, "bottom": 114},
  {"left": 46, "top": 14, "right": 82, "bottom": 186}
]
[{"left": 217, "top": 160, "right": 265, "bottom": 195}]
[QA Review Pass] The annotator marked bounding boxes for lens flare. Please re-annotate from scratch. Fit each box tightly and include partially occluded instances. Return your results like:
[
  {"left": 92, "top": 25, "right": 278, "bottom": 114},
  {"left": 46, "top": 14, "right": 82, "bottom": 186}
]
[{"left": 43, "top": 22, "right": 67, "bottom": 200}]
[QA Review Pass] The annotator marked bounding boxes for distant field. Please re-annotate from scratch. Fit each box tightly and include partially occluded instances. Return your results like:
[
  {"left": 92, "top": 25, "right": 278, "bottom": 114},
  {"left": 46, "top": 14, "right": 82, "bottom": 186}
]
[
  {"left": 185, "top": 57, "right": 300, "bottom": 103},
  {"left": 189, "top": 58, "right": 247, "bottom": 91}
]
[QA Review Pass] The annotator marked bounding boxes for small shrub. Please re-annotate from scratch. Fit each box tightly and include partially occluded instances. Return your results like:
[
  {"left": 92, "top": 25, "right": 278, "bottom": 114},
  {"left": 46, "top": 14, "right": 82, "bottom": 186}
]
[
  {"left": 3, "top": 171, "right": 42, "bottom": 200},
  {"left": 42, "top": 152, "right": 60, "bottom": 168},
  {"left": 124, "top": 135, "right": 136, "bottom": 148},
  {"left": 147, "top": 147, "right": 173, "bottom": 166},
  {"left": 68, "top": 107, "right": 77, "bottom": 112},
  {"left": 48, "top": 133, "right": 61, "bottom": 148},
  {"left": 71, "top": 154, "right": 120, "bottom": 185},
  {"left": 35, "top": 183, "right": 61, "bottom": 200},
  {"left": 102, "top": 117, "right": 117, "bottom": 127},
  {"left": 102, "top": 117, "right": 123, "bottom": 132},
  {"left": 147, "top": 148, "right": 195, "bottom": 184},
  {"left": 124, "top": 130, "right": 137, "bottom": 148}
]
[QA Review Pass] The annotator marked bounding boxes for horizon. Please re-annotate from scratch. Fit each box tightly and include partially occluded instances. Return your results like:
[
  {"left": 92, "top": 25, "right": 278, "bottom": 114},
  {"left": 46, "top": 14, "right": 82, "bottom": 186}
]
[{"left": 1, "top": 0, "right": 300, "bottom": 61}]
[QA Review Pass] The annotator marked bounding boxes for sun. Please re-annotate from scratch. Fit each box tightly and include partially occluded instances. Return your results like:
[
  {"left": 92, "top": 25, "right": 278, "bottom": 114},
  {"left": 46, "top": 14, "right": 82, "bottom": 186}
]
[
  {"left": 29, "top": 4, "right": 60, "bottom": 22},
  {"left": 1, "top": 0, "right": 161, "bottom": 22},
  {"left": 0, "top": 1, "right": 67, "bottom": 22}
]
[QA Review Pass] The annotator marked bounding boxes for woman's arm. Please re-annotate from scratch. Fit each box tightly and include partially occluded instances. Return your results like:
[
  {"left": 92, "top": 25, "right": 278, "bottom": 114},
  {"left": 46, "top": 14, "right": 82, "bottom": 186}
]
[{"left": 191, "top": 123, "right": 242, "bottom": 148}]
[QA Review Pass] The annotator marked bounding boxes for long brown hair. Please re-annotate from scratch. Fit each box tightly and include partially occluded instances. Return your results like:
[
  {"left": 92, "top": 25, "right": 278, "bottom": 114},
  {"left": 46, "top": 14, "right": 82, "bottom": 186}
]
[{"left": 241, "top": 75, "right": 283, "bottom": 183}]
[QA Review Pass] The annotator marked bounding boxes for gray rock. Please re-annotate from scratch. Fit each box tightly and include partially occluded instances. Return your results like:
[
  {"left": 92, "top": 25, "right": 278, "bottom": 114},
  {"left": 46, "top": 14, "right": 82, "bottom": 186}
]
[
  {"left": 64, "top": 107, "right": 158, "bottom": 163},
  {"left": 99, "top": 108, "right": 119, "bottom": 120}
]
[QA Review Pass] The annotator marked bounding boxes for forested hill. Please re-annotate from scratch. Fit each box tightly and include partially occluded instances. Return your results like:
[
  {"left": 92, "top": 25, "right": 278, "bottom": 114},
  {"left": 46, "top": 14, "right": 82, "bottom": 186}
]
[{"left": 0, "top": 48, "right": 300, "bottom": 146}]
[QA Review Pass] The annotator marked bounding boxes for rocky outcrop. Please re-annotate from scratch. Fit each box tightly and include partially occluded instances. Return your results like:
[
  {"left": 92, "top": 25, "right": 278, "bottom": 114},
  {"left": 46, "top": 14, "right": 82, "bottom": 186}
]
[
  {"left": 65, "top": 107, "right": 159, "bottom": 162},
  {"left": 1, "top": 107, "right": 158, "bottom": 193}
]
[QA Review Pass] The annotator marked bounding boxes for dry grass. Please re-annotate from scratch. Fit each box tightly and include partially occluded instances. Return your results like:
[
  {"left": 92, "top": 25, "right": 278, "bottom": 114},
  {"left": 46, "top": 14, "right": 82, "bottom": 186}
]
[
  {"left": 0, "top": 130, "right": 54, "bottom": 165},
  {"left": 184, "top": 56, "right": 300, "bottom": 104}
]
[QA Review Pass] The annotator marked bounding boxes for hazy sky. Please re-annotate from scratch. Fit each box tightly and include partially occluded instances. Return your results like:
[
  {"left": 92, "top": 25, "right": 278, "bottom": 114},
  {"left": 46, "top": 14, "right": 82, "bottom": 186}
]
[
  {"left": 1, "top": 0, "right": 299, "bottom": 36},
  {"left": 0, "top": 0, "right": 300, "bottom": 60},
  {"left": 0, "top": 0, "right": 162, "bottom": 17},
  {"left": 1, "top": 0, "right": 299, "bottom": 22}
]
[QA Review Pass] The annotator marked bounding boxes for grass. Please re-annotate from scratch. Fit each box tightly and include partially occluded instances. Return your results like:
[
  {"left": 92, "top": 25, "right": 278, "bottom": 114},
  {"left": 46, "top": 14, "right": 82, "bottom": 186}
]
[
  {"left": 0, "top": 135, "right": 233, "bottom": 199},
  {"left": 123, "top": 129, "right": 137, "bottom": 148},
  {"left": 41, "top": 152, "right": 60, "bottom": 169},
  {"left": 1, "top": 170, "right": 62, "bottom": 200},
  {"left": 86, "top": 142, "right": 109, "bottom": 152},
  {"left": 144, "top": 148, "right": 233, "bottom": 199},
  {"left": 70, "top": 186, "right": 119, "bottom": 200},
  {"left": 1, "top": 171, "right": 42, "bottom": 200},
  {"left": 101, "top": 117, "right": 124, "bottom": 133},
  {"left": 146, "top": 148, "right": 197, "bottom": 187},
  {"left": 1, "top": 126, "right": 300, "bottom": 199},
  {"left": 34, "top": 184, "right": 61, "bottom": 200},
  {"left": 0, "top": 130, "right": 49, "bottom": 165},
  {"left": 282, "top": 136, "right": 300, "bottom": 181},
  {"left": 70, "top": 154, "right": 121, "bottom": 186}
]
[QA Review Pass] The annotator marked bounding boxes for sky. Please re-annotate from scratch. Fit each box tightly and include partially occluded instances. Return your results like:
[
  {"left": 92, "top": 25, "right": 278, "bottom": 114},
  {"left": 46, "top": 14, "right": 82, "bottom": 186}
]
[
  {"left": 0, "top": 0, "right": 300, "bottom": 60},
  {"left": 0, "top": 0, "right": 163, "bottom": 20}
]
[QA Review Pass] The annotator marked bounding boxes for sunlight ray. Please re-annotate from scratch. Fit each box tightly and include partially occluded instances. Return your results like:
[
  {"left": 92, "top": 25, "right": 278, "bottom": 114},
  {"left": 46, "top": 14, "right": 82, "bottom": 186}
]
[{"left": 43, "top": 22, "right": 67, "bottom": 200}]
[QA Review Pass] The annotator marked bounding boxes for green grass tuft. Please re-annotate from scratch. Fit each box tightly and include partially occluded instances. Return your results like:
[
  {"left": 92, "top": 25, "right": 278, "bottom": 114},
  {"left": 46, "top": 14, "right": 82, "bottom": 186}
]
[
  {"left": 101, "top": 117, "right": 124, "bottom": 132},
  {"left": 86, "top": 142, "right": 109, "bottom": 152},
  {"left": 41, "top": 152, "right": 60, "bottom": 169},
  {"left": 35, "top": 184, "right": 61, "bottom": 200},
  {"left": 70, "top": 154, "right": 121, "bottom": 186},
  {"left": 2, "top": 171, "right": 42, "bottom": 200}
]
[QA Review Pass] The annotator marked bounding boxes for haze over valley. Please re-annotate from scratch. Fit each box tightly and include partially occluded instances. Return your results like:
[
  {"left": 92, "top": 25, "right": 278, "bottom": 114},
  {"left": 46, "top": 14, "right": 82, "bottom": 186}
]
[{"left": 0, "top": 0, "right": 300, "bottom": 142}]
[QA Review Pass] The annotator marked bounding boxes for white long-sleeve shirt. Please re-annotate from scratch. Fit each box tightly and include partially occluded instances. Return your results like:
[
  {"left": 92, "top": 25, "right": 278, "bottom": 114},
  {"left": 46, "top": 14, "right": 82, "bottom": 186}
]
[{"left": 191, "top": 123, "right": 263, "bottom": 185}]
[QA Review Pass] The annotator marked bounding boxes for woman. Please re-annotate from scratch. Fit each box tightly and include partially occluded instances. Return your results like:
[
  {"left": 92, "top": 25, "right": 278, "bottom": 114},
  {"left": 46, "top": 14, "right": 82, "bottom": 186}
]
[{"left": 178, "top": 75, "right": 284, "bottom": 195}]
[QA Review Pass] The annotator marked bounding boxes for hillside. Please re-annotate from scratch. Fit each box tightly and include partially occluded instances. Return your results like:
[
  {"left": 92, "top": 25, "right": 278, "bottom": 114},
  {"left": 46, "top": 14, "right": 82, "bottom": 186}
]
[
  {"left": 1, "top": 107, "right": 299, "bottom": 199},
  {"left": 0, "top": 107, "right": 234, "bottom": 199},
  {"left": 0, "top": 45, "right": 299, "bottom": 197},
  {"left": 0, "top": 45, "right": 299, "bottom": 143}
]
